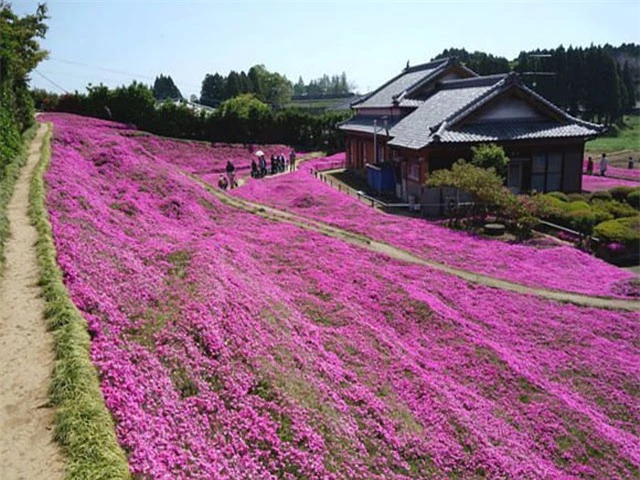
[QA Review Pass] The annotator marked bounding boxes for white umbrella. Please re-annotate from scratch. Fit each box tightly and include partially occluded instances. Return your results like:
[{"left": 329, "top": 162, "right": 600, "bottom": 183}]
[{"left": 254, "top": 150, "right": 264, "bottom": 157}]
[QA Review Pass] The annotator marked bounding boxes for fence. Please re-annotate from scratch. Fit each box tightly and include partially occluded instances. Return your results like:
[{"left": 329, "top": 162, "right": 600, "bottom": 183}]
[{"left": 310, "top": 167, "right": 474, "bottom": 216}]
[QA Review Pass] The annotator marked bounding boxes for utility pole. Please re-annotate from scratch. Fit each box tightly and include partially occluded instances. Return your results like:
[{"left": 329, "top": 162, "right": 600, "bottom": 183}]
[{"left": 527, "top": 53, "right": 553, "bottom": 89}]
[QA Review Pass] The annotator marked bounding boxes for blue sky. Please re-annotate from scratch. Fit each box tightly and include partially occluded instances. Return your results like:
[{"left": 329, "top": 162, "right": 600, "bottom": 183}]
[{"left": 13, "top": 0, "right": 640, "bottom": 97}]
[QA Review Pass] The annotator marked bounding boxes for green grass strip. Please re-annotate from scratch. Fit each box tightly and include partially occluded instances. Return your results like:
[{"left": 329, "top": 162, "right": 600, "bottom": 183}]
[
  {"left": 29, "top": 123, "right": 131, "bottom": 480},
  {"left": 0, "top": 123, "right": 37, "bottom": 270}
]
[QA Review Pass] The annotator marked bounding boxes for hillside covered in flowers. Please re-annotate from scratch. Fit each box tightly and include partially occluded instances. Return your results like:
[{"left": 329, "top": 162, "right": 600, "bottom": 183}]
[{"left": 41, "top": 113, "right": 639, "bottom": 479}]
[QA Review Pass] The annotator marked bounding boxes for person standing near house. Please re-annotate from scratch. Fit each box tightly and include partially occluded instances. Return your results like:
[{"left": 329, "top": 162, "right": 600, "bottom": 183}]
[
  {"left": 289, "top": 150, "right": 296, "bottom": 172},
  {"left": 225, "top": 160, "right": 236, "bottom": 188},
  {"left": 586, "top": 156, "right": 594, "bottom": 175},
  {"left": 599, "top": 153, "right": 608, "bottom": 176}
]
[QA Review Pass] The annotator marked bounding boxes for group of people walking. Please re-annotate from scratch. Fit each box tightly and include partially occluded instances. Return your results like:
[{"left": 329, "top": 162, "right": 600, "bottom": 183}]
[
  {"left": 251, "top": 151, "right": 296, "bottom": 178},
  {"left": 217, "top": 150, "right": 297, "bottom": 190},
  {"left": 585, "top": 153, "right": 635, "bottom": 176}
]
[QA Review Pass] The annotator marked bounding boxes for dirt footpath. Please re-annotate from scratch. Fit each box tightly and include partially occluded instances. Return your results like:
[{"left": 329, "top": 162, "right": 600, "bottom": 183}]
[{"left": 0, "top": 123, "right": 64, "bottom": 479}]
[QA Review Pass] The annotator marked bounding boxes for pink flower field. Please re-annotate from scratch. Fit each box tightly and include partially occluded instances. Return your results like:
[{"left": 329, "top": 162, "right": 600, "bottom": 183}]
[
  {"left": 233, "top": 160, "right": 637, "bottom": 299},
  {"left": 42, "top": 114, "right": 640, "bottom": 479},
  {"left": 583, "top": 159, "right": 640, "bottom": 182},
  {"left": 581, "top": 173, "right": 640, "bottom": 192}
]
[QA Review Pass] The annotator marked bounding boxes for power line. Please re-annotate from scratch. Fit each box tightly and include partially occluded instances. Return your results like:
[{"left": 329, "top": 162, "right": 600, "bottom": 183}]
[
  {"left": 48, "top": 56, "right": 202, "bottom": 93},
  {"left": 33, "top": 69, "right": 69, "bottom": 94},
  {"left": 49, "top": 57, "right": 157, "bottom": 81}
]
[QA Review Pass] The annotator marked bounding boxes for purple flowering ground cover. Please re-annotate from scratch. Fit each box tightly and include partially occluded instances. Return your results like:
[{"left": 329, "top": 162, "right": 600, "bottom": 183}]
[
  {"left": 43, "top": 113, "right": 640, "bottom": 478},
  {"left": 581, "top": 174, "right": 640, "bottom": 192},
  {"left": 232, "top": 160, "right": 637, "bottom": 299},
  {"left": 583, "top": 160, "right": 640, "bottom": 182}
]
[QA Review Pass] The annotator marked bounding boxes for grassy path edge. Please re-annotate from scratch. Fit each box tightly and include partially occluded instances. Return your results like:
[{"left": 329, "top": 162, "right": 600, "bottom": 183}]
[
  {"left": 0, "top": 123, "right": 37, "bottom": 270},
  {"left": 29, "top": 123, "right": 131, "bottom": 480}
]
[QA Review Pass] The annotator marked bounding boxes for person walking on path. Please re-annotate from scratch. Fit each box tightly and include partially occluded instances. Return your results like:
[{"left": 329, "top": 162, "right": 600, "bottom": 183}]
[
  {"left": 586, "top": 156, "right": 594, "bottom": 175},
  {"left": 628, "top": 156, "right": 635, "bottom": 169},
  {"left": 259, "top": 154, "right": 267, "bottom": 177},
  {"left": 599, "top": 153, "right": 608, "bottom": 176},
  {"left": 289, "top": 150, "right": 296, "bottom": 172},
  {"left": 225, "top": 160, "right": 236, "bottom": 188}
]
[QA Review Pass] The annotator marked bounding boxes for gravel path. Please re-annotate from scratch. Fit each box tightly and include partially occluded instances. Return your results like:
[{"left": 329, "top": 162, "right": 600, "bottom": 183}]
[{"left": 0, "top": 123, "right": 65, "bottom": 479}]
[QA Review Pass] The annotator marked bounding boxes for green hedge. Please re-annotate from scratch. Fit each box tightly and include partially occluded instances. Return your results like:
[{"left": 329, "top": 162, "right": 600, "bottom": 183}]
[
  {"left": 541, "top": 194, "right": 636, "bottom": 234},
  {"left": 546, "top": 191, "right": 570, "bottom": 202},
  {"left": 594, "top": 216, "right": 640, "bottom": 250},
  {"left": 591, "top": 199, "right": 637, "bottom": 219},
  {"left": 29, "top": 124, "right": 131, "bottom": 479},
  {"left": 608, "top": 186, "right": 636, "bottom": 202},
  {"left": 628, "top": 190, "right": 640, "bottom": 210}
]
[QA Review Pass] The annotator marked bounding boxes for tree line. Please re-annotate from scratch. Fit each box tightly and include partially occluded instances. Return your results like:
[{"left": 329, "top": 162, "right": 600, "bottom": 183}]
[
  {"left": 433, "top": 45, "right": 638, "bottom": 126},
  {"left": 0, "top": 2, "right": 47, "bottom": 176},
  {"left": 199, "top": 66, "right": 355, "bottom": 108},
  {"left": 34, "top": 85, "right": 349, "bottom": 151},
  {"left": 292, "top": 73, "right": 353, "bottom": 97},
  {"left": 199, "top": 65, "right": 293, "bottom": 108}
]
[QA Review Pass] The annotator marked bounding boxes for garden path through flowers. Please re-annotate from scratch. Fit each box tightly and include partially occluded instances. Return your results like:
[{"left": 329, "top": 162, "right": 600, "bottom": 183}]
[
  {"left": 0, "top": 123, "right": 65, "bottom": 480},
  {"left": 189, "top": 172, "right": 640, "bottom": 312}
]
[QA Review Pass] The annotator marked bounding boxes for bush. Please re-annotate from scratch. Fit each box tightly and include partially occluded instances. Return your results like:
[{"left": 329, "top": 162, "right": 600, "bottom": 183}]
[
  {"left": 588, "top": 190, "right": 613, "bottom": 202},
  {"left": 470, "top": 143, "right": 509, "bottom": 179},
  {"left": 567, "top": 193, "right": 587, "bottom": 202},
  {"left": 546, "top": 191, "right": 570, "bottom": 202},
  {"left": 594, "top": 217, "right": 640, "bottom": 250},
  {"left": 627, "top": 190, "right": 640, "bottom": 209},
  {"left": 566, "top": 200, "right": 591, "bottom": 213},
  {"left": 608, "top": 186, "right": 635, "bottom": 202},
  {"left": 566, "top": 209, "right": 597, "bottom": 235},
  {"left": 591, "top": 199, "right": 638, "bottom": 219}
]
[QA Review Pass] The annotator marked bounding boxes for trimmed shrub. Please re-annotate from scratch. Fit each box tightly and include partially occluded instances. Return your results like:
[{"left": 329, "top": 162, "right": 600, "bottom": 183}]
[
  {"left": 567, "top": 193, "right": 587, "bottom": 202},
  {"left": 608, "top": 186, "right": 635, "bottom": 202},
  {"left": 588, "top": 190, "right": 613, "bottom": 202},
  {"left": 566, "top": 209, "right": 597, "bottom": 235},
  {"left": 592, "top": 199, "right": 638, "bottom": 219},
  {"left": 627, "top": 190, "right": 640, "bottom": 209},
  {"left": 566, "top": 200, "right": 591, "bottom": 213},
  {"left": 546, "top": 191, "right": 569, "bottom": 202},
  {"left": 594, "top": 217, "right": 640, "bottom": 250}
]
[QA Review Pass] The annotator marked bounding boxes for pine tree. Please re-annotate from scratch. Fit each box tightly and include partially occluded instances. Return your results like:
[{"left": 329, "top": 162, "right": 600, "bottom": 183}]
[{"left": 200, "top": 73, "right": 226, "bottom": 107}]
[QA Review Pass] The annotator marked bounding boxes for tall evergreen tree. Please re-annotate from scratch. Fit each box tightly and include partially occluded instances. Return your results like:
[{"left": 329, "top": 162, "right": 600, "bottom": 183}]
[
  {"left": 200, "top": 73, "right": 226, "bottom": 107},
  {"left": 293, "top": 76, "right": 306, "bottom": 96},
  {"left": 622, "top": 62, "right": 637, "bottom": 110},
  {"left": 152, "top": 74, "right": 182, "bottom": 100}
]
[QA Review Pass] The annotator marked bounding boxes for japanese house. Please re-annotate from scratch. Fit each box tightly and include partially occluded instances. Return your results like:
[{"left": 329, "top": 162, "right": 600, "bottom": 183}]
[{"left": 339, "top": 57, "right": 603, "bottom": 199}]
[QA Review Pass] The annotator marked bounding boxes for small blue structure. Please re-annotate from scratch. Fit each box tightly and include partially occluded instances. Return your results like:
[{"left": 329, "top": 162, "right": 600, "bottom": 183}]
[{"left": 366, "top": 163, "right": 395, "bottom": 193}]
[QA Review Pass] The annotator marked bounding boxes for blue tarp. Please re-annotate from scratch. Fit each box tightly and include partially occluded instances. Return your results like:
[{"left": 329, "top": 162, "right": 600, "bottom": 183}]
[{"left": 366, "top": 163, "right": 395, "bottom": 192}]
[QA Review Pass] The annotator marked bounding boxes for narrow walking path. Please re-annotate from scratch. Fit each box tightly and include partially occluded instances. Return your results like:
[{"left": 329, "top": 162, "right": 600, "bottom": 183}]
[
  {"left": 190, "top": 173, "right": 640, "bottom": 312},
  {"left": 0, "top": 123, "right": 65, "bottom": 479}
]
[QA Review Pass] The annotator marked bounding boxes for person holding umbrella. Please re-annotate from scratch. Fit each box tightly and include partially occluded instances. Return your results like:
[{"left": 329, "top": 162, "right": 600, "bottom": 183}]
[{"left": 255, "top": 150, "right": 267, "bottom": 177}]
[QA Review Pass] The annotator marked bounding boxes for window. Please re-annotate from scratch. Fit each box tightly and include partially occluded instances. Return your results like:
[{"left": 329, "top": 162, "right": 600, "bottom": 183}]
[
  {"left": 408, "top": 162, "right": 420, "bottom": 181},
  {"left": 547, "top": 153, "right": 562, "bottom": 191},
  {"left": 531, "top": 153, "right": 546, "bottom": 192},
  {"left": 530, "top": 152, "right": 564, "bottom": 192}
]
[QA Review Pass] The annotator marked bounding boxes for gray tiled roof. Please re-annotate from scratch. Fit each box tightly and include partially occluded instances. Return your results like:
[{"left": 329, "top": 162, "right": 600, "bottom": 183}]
[
  {"left": 338, "top": 115, "right": 401, "bottom": 135},
  {"left": 344, "top": 69, "right": 603, "bottom": 150},
  {"left": 438, "top": 122, "right": 601, "bottom": 143},
  {"left": 388, "top": 83, "right": 498, "bottom": 147},
  {"left": 398, "top": 98, "right": 425, "bottom": 108},
  {"left": 352, "top": 59, "right": 450, "bottom": 108}
]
